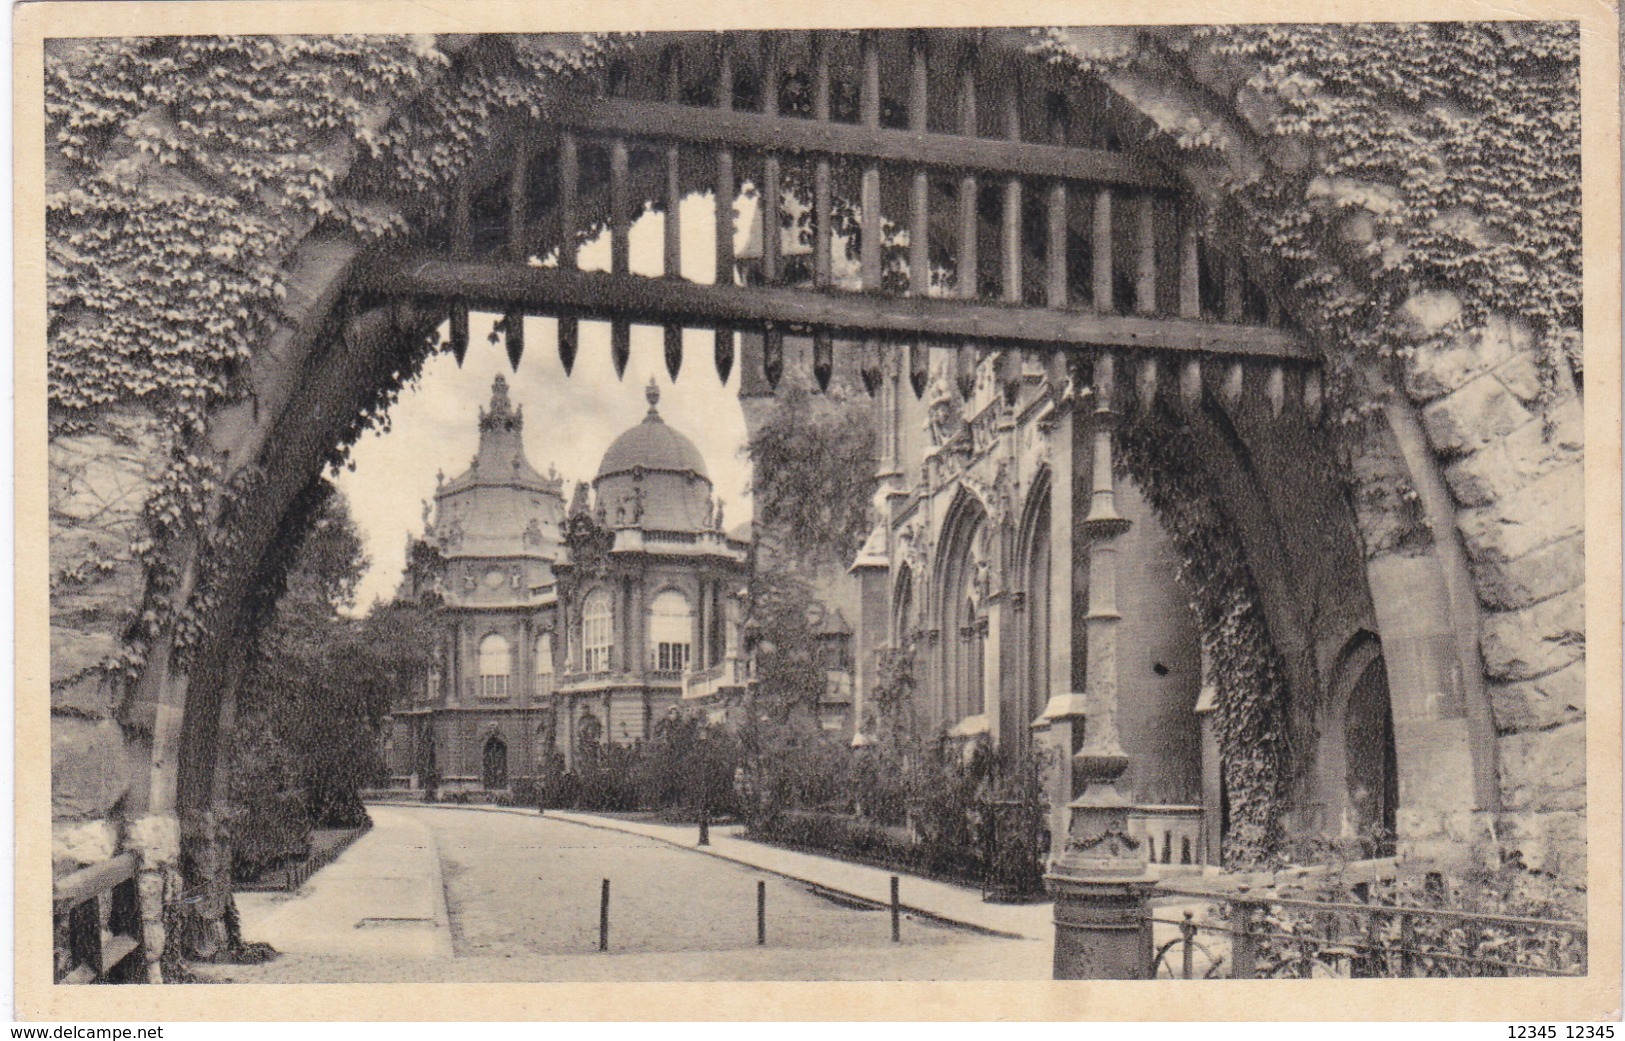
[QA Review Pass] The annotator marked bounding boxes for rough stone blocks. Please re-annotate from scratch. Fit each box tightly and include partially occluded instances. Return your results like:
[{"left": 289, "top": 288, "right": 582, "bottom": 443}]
[
  {"left": 1458, "top": 462, "right": 1583, "bottom": 567},
  {"left": 1497, "top": 722, "right": 1586, "bottom": 813},
  {"left": 52, "top": 717, "right": 136, "bottom": 820},
  {"left": 1479, "top": 586, "right": 1585, "bottom": 683},
  {"left": 1487, "top": 660, "right": 1585, "bottom": 735},
  {"left": 1422, "top": 370, "right": 1534, "bottom": 458},
  {"left": 1444, "top": 398, "right": 1583, "bottom": 510},
  {"left": 1470, "top": 532, "right": 1585, "bottom": 612}
]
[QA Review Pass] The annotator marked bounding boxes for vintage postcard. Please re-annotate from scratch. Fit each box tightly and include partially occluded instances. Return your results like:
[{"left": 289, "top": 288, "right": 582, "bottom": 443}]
[{"left": 14, "top": 0, "right": 1622, "bottom": 1022}]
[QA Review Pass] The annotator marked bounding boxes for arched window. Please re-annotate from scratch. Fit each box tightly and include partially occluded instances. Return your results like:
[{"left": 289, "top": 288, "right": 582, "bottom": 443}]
[
  {"left": 960, "top": 593, "right": 985, "bottom": 716},
  {"left": 535, "top": 632, "right": 555, "bottom": 696},
  {"left": 937, "top": 493, "right": 988, "bottom": 721},
  {"left": 648, "top": 589, "right": 693, "bottom": 672},
  {"left": 478, "top": 633, "right": 511, "bottom": 699},
  {"left": 583, "top": 589, "right": 613, "bottom": 673},
  {"left": 893, "top": 567, "right": 914, "bottom": 650},
  {"left": 577, "top": 712, "right": 603, "bottom": 752},
  {"left": 1021, "top": 480, "right": 1052, "bottom": 735}
]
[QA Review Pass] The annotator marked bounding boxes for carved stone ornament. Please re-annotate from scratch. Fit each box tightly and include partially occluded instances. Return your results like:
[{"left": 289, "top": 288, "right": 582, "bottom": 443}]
[
  {"left": 925, "top": 372, "right": 959, "bottom": 447},
  {"left": 1067, "top": 827, "right": 1141, "bottom": 857}
]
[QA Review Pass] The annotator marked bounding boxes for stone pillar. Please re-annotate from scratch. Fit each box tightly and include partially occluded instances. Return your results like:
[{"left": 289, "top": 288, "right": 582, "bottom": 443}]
[
  {"left": 1035, "top": 378, "right": 1085, "bottom": 853},
  {"left": 448, "top": 624, "right": 461, "bottom": 706},
  {"left": 694, "top": 576, "right": 709, "bottom": 671},
  {"left": 1194, "top": 646, "right": 1223, "bottom": 865},
  {"left": 1047, "top": 351, "right": 1156, "bottom": 980},
  {"left": 852, "top": 558, "right": 890, "bottom": 742},
  {"left": 982, "top": 599, "right": 1004, "bottom": 743},
  {"left": 629, "top": 576, "right": 646, "bottom": 675}
]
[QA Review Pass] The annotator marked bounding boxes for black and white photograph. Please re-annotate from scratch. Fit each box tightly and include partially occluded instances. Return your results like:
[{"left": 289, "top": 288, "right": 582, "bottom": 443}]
[{"left": 18, "top": 4, "right": 1620, "bottom": 1022}]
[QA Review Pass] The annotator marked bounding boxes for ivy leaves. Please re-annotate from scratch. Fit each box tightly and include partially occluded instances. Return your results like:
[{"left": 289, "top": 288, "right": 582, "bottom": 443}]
[
  {"left": 1117, "top": 403, "right": 1293, "bottom": 868},
  {"left": 1040, "top": 24, "right": 1581, "bottom": 401}
]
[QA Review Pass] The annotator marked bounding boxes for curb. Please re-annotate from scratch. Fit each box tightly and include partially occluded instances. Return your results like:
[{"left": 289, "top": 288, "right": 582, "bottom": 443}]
[{"left": 368, "top": 801, "right": 1039, "bottom": 941}]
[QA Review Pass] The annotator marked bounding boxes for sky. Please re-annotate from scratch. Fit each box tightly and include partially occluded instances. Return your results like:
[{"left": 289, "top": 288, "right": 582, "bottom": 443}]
[{"left": 334, "top": 193, "right": 756, "bottom": 612}]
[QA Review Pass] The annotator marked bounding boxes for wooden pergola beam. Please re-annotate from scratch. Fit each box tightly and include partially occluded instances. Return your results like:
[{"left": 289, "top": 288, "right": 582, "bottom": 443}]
[
  {"left": 548, "top": 97, "right": 1179, "bottom": 192},
  {"left": 360, "top": 257, "right": 1313, "bottom": 360}
]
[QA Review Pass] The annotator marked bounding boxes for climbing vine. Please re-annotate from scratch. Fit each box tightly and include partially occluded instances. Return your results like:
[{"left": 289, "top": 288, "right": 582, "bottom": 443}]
[
  {"left": 1036, "top": 24, "right": 1580, "bottom": 863},
  {"left": 1039, "top": 23, "right": 1581, "bottom": 403},
  {"left": 45, "top": 30, "right": 1581, "bottom": 826},
  {"left": 44, "top": 33, "right": 633, "bottom": 668},
  {"left": 1117, "top": 400, "right": 1293, "bottom": 868}
]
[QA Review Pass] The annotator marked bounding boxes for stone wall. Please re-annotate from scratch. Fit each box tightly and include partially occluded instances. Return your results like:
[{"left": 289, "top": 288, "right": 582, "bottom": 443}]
[
  {"left": 1406, "top": 308, "right": 1587, "bottom": 875},
  {"left": 49, "top": 407, "right": 170, "bottom": 873}
]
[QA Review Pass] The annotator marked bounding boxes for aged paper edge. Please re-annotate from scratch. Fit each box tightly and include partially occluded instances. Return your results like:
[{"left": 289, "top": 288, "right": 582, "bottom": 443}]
[{"left": 12, "top": 0, "right": 1622, "bottom": 1022}]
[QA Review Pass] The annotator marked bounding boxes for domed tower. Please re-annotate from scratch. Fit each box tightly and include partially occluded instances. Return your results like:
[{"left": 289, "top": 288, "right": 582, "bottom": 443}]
[
  {"left": 393, "top": 374, "right": 566, "bottom": 798},
  {"left": 553, "top": 378, "right": 751, "bottom": 766},
  {"left": 431, "top": 374, "right": 566, "bottom": 599},
  {"left": 592, "top": 379, "right": 716, "bottom": 533}
]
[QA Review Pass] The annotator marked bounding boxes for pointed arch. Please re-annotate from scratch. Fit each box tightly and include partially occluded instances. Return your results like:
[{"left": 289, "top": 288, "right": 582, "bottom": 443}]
[
  {"left": 935, "top": 486, "right": 990, "bottom": 724},
  {"left": 1325, "top": 631, "right": 1398, "bottom": 856},
  {"left": 1016, "top": 468, "right": 1054, "bottom": 739},
  {"left": 892, "top": 564, "right": 915, "bottom": 651}
]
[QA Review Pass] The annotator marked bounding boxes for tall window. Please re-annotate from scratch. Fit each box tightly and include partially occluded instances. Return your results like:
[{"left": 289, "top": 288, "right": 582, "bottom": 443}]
[
  {"left": 478, "top": 633, "right": 510, "bottom": 699},
  {"left": 893, "top": 567, "right": 914, "bottom": 650},
  {"left": 939, "top": 495, "right": 988, "bottom": 721},
  {"left": 583, "top": 589, "right": 613, "bottom": 673},
  {"left": 648, "top": 589, "right": 693, "bottom": 673},
  {"left": 960, "top": 593, "right": 985, "bottom": 715},
  {"left": 535, "top": 633, "right": 555, "bottom": 696}
]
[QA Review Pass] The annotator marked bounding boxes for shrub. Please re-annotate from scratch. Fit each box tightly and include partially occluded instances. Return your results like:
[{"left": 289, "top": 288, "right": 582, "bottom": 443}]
[
  {"left": 743, "top": 734, "right": 1050, "bottom": 897},
  {"left": 1244, "top": 860, "right": 1587, "bottom": 978}
]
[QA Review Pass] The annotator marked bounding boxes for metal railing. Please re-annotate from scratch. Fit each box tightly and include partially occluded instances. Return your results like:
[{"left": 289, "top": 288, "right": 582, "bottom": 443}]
[
  {"left": 53, "top": 852, "right": 145, "bottom": 984},
  {"left": 1149, "top": 884, "right": 1588, "bottom": 979}
]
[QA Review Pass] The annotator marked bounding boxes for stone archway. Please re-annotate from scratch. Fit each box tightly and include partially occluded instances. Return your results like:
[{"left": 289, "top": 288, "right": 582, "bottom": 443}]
[
  {"left": 1345, "top": 650, "right": 1399, "bottom": 857},
  {"left": 43, "top": 26, "right": 1586, "bottom": 976}
]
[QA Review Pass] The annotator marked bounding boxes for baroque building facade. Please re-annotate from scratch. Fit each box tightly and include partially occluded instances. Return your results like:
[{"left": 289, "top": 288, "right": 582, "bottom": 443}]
[{"left": 384, "top": 376, "right": 751, "bottom": 793}]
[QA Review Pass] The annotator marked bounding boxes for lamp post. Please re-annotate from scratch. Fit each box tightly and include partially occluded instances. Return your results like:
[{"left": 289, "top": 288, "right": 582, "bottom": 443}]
[{"left": 1045, "top": 351, "right": 1157, "bottom": 980}]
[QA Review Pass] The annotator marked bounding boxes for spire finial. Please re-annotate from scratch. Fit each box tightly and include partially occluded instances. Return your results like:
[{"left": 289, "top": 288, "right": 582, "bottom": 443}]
[
  {"left": 645, "top": 376, "right": 661, "bottom": 415},
  {"left": 480, "top": 372, "right": 519, "bottom": 431}
]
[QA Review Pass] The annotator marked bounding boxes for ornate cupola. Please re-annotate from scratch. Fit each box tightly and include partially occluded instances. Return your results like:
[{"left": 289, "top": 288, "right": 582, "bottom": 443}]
[
  {"left": 431, "top": 374, "right": 566, "bottom": 564},
  {"left": 591, "top": 378, "right": 718, "bottom": 533}
]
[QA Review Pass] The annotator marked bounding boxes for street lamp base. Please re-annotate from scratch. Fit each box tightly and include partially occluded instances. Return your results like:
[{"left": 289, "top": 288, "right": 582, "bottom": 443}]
[{"left": 1046, "top": 873, "right": 1158, "bottom": 980}]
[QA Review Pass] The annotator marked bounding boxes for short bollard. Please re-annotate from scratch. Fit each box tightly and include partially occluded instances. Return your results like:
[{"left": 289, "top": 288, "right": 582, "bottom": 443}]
[
  {"left": 756, "top": 880, "right": 766, "bottom": 946},
  {"left": 599, "top": 878, "right": 610, "bottom": 952},
  {"left": 698, "top": 809, "right": 711, "bottom": 847},
  {"left": 890, "top": 876, "right": 901, "bottom": 943}
]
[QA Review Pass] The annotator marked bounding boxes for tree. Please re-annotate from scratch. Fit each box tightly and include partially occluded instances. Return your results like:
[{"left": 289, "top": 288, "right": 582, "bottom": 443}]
[
  {"left": 227, "top": 484, "right": 438, "bottom": 891},
  {"left": 745, "top": 382, "right": 877, "bottom": 572}
]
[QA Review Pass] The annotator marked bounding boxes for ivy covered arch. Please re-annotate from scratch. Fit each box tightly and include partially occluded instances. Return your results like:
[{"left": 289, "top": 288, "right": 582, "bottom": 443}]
[{"left": 43, "top": 25, "right": 1585, "bottom": 969}]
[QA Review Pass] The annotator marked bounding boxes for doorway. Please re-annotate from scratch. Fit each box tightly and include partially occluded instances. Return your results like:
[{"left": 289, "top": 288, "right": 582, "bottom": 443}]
[
  {"left": 482, "top": 734, "right": 509, "bottom": 792},
  {"left": 1344, "top": 655, "right": 1398, "bottom": 856}
]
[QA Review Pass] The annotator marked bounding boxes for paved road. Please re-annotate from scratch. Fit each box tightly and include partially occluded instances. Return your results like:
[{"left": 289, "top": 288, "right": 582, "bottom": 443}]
[
  {"left": 437, "top": 805, "right": 961, "bottom": 957},
  {"left": 207, "top": 805, "right": 1049, "bottom": 983}
]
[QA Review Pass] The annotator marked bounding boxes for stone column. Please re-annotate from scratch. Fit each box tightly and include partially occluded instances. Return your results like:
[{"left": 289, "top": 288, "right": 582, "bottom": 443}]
[
  {"left": 694, "top": 575, "right": 708, "bottom": 671},
  {"left": 982, "top": 598, "right": 1004, "bottom": 742},
  {"left": 1047, "top": 351, "right": 1156, "bottom": 980},
  {"left": 1036, "top": 378, "right": 1086, "bottom": 852}
]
